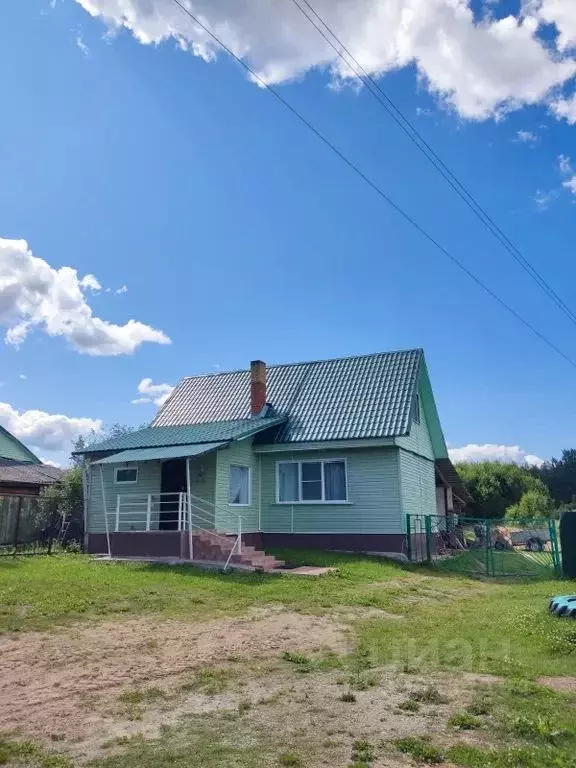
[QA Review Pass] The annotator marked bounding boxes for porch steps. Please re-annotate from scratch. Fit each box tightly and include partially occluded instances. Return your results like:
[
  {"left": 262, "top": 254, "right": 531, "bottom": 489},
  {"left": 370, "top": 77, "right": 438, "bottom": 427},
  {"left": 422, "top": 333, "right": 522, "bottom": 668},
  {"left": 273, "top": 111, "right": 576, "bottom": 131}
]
[{"left": 192, "top": 530, "right": 284, "bottom": 571}]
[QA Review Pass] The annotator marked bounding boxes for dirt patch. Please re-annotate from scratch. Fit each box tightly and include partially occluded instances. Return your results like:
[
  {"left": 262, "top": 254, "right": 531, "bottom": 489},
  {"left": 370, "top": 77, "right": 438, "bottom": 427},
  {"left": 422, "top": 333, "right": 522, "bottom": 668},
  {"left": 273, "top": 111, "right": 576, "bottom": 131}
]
[
  {"left": 0, "top": 610, "right": 350, "bottom": 746},
  {"left": 331, "top": 606, "right": 405, "bottom": 620},
  {"left": 538, "top": 676, "right": 576, "bottom": 693},
  {"left": 79, "top": 667, "right": 486, "bottom": 766}
]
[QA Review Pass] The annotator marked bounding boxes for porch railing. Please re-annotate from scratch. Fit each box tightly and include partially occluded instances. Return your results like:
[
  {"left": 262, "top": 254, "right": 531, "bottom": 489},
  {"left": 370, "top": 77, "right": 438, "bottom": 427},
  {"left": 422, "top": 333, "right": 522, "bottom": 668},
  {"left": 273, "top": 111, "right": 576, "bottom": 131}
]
[{"left": 104, "top": 491, "right": 245, "bottom": 567}]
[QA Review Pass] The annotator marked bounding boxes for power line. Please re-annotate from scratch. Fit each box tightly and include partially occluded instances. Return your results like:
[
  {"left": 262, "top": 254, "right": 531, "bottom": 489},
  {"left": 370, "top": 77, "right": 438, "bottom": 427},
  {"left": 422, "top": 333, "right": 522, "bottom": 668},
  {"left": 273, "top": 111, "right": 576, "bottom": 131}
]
[
  {"left": 170, "top": 0, "right": 576, "bottom": 370},
  {"left": 288, "top": 0, "right": 576, "bottom": 327}
]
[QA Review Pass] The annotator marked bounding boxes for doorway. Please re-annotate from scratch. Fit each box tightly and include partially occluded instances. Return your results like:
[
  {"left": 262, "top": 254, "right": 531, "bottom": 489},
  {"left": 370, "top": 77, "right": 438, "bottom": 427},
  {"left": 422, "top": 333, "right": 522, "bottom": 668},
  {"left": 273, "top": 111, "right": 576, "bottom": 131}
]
[{"left": 160, "top": 459, "right": 187, "bottom": 530}]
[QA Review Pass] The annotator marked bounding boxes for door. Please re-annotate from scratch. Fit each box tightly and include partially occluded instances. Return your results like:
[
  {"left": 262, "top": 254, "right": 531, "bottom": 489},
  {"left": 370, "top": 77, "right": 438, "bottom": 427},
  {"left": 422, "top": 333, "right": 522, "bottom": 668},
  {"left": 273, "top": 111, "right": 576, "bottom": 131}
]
[{"left": 160, "top": 459, "right": 187, "bottom": 530}]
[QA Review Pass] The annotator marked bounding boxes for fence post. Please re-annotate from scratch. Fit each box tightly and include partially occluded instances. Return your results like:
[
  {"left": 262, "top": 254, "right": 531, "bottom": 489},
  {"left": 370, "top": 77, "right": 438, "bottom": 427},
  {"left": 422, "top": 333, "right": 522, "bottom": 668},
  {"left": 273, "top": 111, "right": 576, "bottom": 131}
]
[
  {"left": 549, "top": 518, "right": 561, "bottom": 574},
  {"left": 484, "top": 519, "right": 492, "bottom": 577},
  {"left": 12, "top": 496, "right": 23, "bottom": 556},
  {"left": 406, "top": 514, "right": 412, "bottom": 562},
  {"left": 424, "top": 515, "right": 432, "bottom": 563},
  {"left": 146, "top": 495, "right": 152, "bottom": 532}
]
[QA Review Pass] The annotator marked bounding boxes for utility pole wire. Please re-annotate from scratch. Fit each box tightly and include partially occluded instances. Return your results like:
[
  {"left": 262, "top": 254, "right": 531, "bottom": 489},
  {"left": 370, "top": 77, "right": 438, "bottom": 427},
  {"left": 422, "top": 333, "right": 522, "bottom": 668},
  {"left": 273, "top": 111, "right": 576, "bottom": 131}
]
[
  {"left": 289, "top": 0, "right": 576, "bottom": 327},
  {"left": 170, "top": 0, "right": 576, "bottom": 371}
]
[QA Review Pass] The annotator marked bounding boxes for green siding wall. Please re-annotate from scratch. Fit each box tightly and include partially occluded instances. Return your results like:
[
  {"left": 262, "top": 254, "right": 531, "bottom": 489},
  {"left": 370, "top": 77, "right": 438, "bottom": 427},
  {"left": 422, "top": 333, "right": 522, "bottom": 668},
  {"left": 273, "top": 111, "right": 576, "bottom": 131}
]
[
  {"left": 187, "top": 453, "right": 217, "bottom": 528},
  {"left": 0, "top": 427, "right": 39, "bottom": 463},
  {"left": 259, "top": 448, "right": 402, "bottom": 534},
  {"left": 86, "top": 442, "right": 423, "bottom": 537},
  {"left": 87, "top": 455, "right": 216, "bottom": 533},
  {"left": 87, "top": 461, "right": 162, "bottom": 533},
  {"left": 394, "top": 386, "right": 434, "bottom": 459},
  {"left": 215, "top": 438, "right": 260, "bottom": 533},
  {"left": 398, "top": 449, "right": 436, "bottom": 527}
]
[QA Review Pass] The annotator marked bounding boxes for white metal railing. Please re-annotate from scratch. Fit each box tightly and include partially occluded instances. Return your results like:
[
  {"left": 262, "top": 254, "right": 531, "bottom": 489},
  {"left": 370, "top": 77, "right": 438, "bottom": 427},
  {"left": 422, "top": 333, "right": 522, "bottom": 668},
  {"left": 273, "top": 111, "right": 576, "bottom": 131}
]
[{"left": 105, "top": 491, "right": 244, "bottom": 568}]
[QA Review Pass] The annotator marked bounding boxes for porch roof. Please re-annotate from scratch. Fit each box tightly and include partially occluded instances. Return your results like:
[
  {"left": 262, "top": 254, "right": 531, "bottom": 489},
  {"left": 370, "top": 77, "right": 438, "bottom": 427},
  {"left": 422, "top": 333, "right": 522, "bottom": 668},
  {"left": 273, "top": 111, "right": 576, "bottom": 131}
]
[
  {"left": 92, "top": 441, "right": 226, "bottom": 464},
  {"left": 77, "top": 415, "right": 286, "bottom": 455}
]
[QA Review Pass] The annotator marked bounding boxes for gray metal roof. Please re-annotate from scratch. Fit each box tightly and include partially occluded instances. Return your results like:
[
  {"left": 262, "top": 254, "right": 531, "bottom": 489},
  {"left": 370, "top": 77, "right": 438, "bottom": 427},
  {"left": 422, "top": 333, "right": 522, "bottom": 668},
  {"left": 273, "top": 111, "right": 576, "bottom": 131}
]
[
  {"left": 153, "top": 349, "right": 423, "bottom": 443},
  {"left": 0, "top": 460, "right": 63, "bottom": 486},
  {"left": 93, "top": 442, "right": 226, "bottom": 464},
  {"left": 79, "top": 416, "right": 286, "bottom": 454}
]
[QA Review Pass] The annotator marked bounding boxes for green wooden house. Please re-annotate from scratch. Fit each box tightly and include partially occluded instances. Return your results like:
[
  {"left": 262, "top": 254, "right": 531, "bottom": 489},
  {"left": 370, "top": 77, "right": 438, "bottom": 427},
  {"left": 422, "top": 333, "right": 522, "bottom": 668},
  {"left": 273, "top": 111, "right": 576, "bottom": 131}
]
[
  {"left": 79, "top": 349, "right": 468, "bottom": 569},
  {"left": 0, "top": 426, "right": 63, "bottom": 551},
  {"left": 0, "top": 426, "right": 62, "bottom": 497}
]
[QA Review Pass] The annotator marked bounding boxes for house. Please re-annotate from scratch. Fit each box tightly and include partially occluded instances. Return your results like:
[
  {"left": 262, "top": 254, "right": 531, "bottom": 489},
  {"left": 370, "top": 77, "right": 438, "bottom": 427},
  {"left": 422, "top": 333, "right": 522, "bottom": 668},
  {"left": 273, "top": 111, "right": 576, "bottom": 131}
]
[
  {"left": 0, "top": 426, "right": 63, "bottom": 550},
  {"left": 78, "top": 349, "right": 469, "bottom": 568},
  {"left": 0, "top": 426, "right": 62, "bottom": 498}
]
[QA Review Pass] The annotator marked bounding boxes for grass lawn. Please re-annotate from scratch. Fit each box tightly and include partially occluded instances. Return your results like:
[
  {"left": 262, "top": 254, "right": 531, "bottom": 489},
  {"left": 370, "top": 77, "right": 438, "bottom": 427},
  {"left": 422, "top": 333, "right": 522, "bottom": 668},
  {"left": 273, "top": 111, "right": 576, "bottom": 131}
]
[{"left": 0, "top": 551, "right": 574, "bottom": 767}]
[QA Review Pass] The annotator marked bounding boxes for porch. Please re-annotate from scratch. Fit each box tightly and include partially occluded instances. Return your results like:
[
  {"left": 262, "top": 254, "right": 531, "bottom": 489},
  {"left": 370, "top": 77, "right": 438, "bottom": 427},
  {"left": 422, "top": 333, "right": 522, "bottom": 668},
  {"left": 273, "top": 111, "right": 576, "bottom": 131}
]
[{"left": 86, "top": 449, "right": 283, "bottom": 570}]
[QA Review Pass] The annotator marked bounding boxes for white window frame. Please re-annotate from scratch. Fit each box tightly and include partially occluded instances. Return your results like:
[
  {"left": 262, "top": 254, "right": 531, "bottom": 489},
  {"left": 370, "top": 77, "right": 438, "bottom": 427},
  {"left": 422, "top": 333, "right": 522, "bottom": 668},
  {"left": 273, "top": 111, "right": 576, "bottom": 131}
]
[
  {"left": 275, "top": 459, "right": 349, "bottom": 504},
  {"left": 114, "top": 466, "right": 138, "bottom": 485},
  {"left": 228, "top": 464, "right": 251, "bottom": 506}
]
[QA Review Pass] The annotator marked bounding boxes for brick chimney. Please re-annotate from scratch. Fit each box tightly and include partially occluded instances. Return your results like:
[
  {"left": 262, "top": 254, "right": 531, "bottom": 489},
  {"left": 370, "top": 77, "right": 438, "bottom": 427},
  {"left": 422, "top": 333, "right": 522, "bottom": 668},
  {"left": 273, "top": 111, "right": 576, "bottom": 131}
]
[{"left": 250, "top": 360, "right": 266, "bottom": 416}]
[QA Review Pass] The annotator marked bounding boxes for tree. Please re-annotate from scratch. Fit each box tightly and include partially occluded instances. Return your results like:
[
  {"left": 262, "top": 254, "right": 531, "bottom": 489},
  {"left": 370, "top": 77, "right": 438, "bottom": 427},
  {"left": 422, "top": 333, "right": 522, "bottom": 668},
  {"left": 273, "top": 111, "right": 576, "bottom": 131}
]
[
  {"left": 39, "top": 466, "right": 84, "bottom": 542},
  {"left": 505, "top": 489, "right": 553, "bottom": 521},
  {"left": 532, "top": 449, "right": 576, "bottom": 507},
  {"left": 71, "top": 423, "right": 145, "bottom": 467},
  {"left": 456, "top": 461, "right": 550, "bottom": 519},
  {"left": 38, "top": 424, "right": 144, "bottom": 544}
]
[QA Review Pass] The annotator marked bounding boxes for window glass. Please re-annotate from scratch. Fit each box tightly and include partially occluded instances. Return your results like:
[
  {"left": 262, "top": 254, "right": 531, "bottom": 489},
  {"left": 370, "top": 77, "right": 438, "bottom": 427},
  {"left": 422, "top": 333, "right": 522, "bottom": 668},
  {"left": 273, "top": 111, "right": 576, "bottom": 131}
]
[
  {"left": 324, "top": 461, "right": 346, "bottom": 501},
  {"left": 229, "top": 465, "right": 250, "bottom": 505},
  {"left": 278, "top": 462, "right": 299, "bottom": 502},
  {"left": 277, "top": 460, "right": 348, "bottom": 502},
  {"left": 115, "top": 468, "right": 138, "bottom": 484},
  {"left": 301, "top": 462, "right": 322, "bottom": 500}
]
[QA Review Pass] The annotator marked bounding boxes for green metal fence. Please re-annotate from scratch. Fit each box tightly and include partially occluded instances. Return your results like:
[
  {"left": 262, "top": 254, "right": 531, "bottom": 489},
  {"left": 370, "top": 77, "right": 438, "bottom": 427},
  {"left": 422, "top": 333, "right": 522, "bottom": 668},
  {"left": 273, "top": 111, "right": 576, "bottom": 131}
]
[{"left": 406, "top": 514, "right": 561, "bottom": 578}]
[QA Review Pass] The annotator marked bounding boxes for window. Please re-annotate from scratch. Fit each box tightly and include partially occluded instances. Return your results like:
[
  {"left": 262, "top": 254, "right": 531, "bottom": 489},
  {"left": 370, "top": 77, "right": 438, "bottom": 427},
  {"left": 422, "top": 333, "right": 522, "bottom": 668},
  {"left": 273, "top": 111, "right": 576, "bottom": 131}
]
[
  {"left": 277, "top": 460, "right": 347, "bottom": 503},
  {"left": 114, "top": 467, "right": 138, "bottom": 484},
  {"left": 229, "top": 465, "right": 251, "bottom": 505},
  {"left": 413, "top": 393, "right": 421, "bottom": 424}
]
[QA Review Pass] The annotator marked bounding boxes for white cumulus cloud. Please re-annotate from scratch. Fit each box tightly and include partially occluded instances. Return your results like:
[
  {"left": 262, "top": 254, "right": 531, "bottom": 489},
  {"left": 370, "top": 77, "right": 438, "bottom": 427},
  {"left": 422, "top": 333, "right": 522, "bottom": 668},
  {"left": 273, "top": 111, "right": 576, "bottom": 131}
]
[
  {"left": 515, "top": 129, "right": 537, "bottom": 144},
  {"left": 0, "top": 237, "right": 171, "bottom": 355},
  {"left": 0, "top": 402, "right": 102, "bottom": 452},
  {"left": 39, "top": 457, "right": 63, "bottom": 468},
  {"left": 551, "top": 92, "right": 576, "bottom": 123},
  {"left": 557, "top": 153, "right": 576, "bottom": 195},
  {"left": 132, "top": 377, "right": 174, "bottom": 406},
  {"left": 534, "top": 0, "right": 576, "bottom": 52},
  {"left": 534, "top": 188, "right": 558, "bottom": 210},
  {"left": 73, "top": 0, "right": 576, "bottom": 121},
  {"left": 449, "top": 443, "right": 544, "bottom": 467}
]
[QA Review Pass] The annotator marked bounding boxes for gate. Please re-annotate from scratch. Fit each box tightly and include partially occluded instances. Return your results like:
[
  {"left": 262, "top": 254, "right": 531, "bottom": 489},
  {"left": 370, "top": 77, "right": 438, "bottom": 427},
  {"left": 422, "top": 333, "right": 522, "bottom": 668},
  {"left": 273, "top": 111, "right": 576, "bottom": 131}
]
[{"left": 406, "top": 514, "right": 561, "bottom": 578}]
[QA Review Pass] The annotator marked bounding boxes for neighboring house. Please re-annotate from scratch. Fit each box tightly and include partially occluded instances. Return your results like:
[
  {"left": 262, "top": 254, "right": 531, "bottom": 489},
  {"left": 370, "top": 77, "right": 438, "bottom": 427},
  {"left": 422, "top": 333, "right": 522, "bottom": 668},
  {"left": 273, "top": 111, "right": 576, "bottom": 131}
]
[
  {"left": 0, "top": 426, "right": 63, "bottom": 550},
  {"left": 0, "top": 426, "right": 62, "bottom": 498},
  {"left": 78, "top": 349, "right": 469, "bottom": 568}
]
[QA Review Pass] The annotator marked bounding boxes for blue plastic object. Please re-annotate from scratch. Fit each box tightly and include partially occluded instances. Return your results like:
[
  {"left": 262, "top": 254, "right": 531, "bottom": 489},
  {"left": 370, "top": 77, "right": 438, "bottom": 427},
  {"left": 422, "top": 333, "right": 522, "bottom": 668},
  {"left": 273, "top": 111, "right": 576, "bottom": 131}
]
[{"left": 549, "top": 595, "right": 576, "bottom": 618}]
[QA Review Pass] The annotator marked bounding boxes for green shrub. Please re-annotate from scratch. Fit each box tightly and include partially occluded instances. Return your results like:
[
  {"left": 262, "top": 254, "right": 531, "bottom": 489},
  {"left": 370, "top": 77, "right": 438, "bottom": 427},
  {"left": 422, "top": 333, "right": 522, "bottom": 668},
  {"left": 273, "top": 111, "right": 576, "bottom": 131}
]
[
  {"left": 398, "top": 698, "right": 420, "bottom": 712},
  {"left": 409, "top": 686, "right": 449, "bottom": 705},
  {"left": 395, "top": 737, "right": 444, "bottom": 764},
  {"left": 339, "top": 691, "right": 356, "bottom": 703},
  {"left": 278, "top": 752, "right": 302, "bottom": 766},
  {"left": 447, "top": 712, "right": 482, "bottom": 730},
  {"left": 351, "top": 740, "right": 374, "bottom": 764}
]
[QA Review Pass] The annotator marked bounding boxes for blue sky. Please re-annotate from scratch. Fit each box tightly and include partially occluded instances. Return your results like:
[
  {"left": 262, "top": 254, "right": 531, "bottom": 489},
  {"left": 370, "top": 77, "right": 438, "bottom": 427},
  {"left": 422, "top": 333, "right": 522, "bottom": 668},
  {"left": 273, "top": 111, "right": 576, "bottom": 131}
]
[{"left": 2, "top": 0, "right": 576, "bottom": 466}]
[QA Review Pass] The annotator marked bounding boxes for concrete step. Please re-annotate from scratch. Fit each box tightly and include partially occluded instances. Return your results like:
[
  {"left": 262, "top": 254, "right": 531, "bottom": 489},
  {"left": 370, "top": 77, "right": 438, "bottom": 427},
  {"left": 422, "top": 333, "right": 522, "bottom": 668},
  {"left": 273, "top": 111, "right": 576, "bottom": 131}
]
[{"left": 192, "top": 531, "right": 283, "bottom": 572}]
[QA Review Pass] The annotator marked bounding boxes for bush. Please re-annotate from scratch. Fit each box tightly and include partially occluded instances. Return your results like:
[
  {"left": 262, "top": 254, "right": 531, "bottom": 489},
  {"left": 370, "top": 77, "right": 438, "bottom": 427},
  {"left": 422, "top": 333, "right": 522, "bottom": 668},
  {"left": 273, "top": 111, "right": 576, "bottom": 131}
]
[
  {"left": 395, "top": 737, "right": 444, "bottom": 764},
  {"left": 506, "top": 490, "right": 553, "bottom": 521}
]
